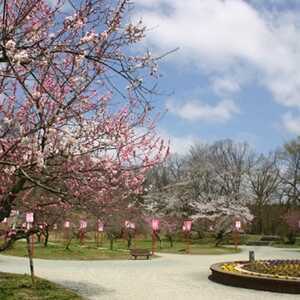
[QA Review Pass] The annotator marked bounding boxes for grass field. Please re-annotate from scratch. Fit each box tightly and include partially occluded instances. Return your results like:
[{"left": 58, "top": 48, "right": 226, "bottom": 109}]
[
  {"left": 3, "top": 240, "right": 130, "bottom": 260},
  {"left": 0, "top": 272, "right": 83, "bottom": 300},
  {"left": 1, "top": 236, "right": 240, "bottom": 260},
  {"left": 271, "top": 242, "right": 300, "bottom": 248}
]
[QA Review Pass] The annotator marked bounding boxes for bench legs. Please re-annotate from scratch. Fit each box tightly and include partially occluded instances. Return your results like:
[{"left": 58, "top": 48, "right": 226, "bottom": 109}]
[{"left": 131, "top": 255, "right": 150, "bottom": 260}]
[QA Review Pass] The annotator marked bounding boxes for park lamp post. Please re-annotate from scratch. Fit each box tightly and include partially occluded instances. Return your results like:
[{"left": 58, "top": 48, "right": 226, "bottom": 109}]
[
  {"left": 1, "top": 218, "right": 8, "bottom": 239},
  {"left": 234, "top": 219, "right": 242, "bottom": 250},
  {"left": 64, "top": 221, "right": 70, "bottom": 229},
  {"left": 79, "top": 220, "right": 87, "bottom": 245},
  {"left": 125, "top": 220, "right": 131, "bottom": 229},
  {"left": 182, "top": 219, "right": 192, "bottom": 254},
  {"left": 26, "top": 212, "right": 34, "bottom": 253},
  {"left": 26, "top": 212, "right": 34, "bottom": 227},
  {"left": 64, "top": 220, "right": 70, "bottom": 241},
  {"left": 96, "top": 219, "right": 104, "bottom": 248},
  {"left": 125, "top": 220, "right": 136, "bottom": 248},
  {"left": 26, "top": 212, "right": 35, "bottom": 284},
  {"left": 151, "top": 219, "right": 159, "bottom": 255},
  {"left": 53, "top": 223, "right": 58, "bottom": 241},
  {"left": 11, "top": 210, "right": 19, "bottom": 230}
]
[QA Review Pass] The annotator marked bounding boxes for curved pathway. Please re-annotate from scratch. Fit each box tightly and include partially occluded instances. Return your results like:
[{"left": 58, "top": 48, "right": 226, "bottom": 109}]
[{"left": 0, "top": 246, "right": 300, "bottom": 300}]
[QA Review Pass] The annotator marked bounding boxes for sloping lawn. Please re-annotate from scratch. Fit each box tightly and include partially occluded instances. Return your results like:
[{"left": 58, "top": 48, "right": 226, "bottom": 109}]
[{"left": 0, "top": 272, "right": 83, "bottom": 300}]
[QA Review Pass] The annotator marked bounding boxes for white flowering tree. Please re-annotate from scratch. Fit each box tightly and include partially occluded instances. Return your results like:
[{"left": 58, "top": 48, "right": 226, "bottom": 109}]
[
  {"left": 144, "top": 140, "right": 254, "bottom": 246},
  {"left": 188, "top": 141, "right": 253, "bottom": 242}
]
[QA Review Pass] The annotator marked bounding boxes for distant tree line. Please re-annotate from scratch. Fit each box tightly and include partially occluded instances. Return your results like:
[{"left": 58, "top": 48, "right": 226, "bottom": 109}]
[{"left": 144, "top": 137, "right": 300, "bottom": 240}]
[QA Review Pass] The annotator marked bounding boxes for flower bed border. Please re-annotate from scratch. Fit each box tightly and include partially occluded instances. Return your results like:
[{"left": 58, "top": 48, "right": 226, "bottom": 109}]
[{"left": 209, "top": 261, "right": 300, "bottom": 294}]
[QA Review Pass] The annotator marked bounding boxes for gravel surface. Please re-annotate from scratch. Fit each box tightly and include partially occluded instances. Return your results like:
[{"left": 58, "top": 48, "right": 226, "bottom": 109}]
[{"left": 0, "top": 246, "right": 300, "bottom": 300}]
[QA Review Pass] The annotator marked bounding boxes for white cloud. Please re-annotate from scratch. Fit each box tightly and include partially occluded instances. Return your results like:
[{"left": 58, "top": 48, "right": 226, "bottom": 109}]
[
  {"left": 282, "top": 113, "right": 300, "bottom": 135},
  {"left": 166, "top": 99, "right": 239, "bottom": 123},
  {"left": 136, "top": 0, "right": 300, "bottom": 108},
  {"left": 159, "top": 130, "right": 200, "bottom": 155},
  {"left": 211, "top": 77, "right": 241, "bottom": 96}
]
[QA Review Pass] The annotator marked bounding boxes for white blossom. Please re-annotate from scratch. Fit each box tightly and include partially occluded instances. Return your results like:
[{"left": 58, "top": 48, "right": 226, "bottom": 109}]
[
  {"left": 80, "top": 32, "right": 98, "bottom": 43},
  {"left": 13, "top": 50, "right": 29, "bottom": 64},
  {"left": 5, "top": 40, "right": 16, "bottom": 50}
]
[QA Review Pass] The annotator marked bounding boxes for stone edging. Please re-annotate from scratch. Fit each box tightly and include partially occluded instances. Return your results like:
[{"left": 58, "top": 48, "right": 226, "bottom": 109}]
[{"left": 209, "top": 261, "right": 300, "bottom": 294}]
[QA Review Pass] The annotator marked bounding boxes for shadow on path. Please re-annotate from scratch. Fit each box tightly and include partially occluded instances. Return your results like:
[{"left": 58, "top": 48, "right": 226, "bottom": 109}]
[{"left": 59, "top": 280, "right": 115, "bottom": 299}]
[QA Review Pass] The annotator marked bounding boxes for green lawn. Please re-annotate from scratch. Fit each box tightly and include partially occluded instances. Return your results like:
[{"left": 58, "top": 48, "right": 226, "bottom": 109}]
[
  {"left": 271, "top": 243, "right": 300, "bottom": 249},
  {"left": 3, "top": 240, "right": 130, "bottom": 260},
  {"left": 2, "top": 237, "right": 240, "bottom": 260},
  {"left": 128, "top": 238, "right": 240, "bottom": 255},
  {"left": 158, "top": 244, "right": 240, "bottom": 255},
  {"left": 0, "top": 272, "right": 83, "bottom": 300}
]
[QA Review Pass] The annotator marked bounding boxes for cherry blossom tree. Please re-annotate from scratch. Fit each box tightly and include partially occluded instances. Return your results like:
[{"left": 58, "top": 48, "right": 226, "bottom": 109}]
[
  {"left": 0, "top": 0, "right": 168, "bottom": 251},
  {"left": 144, "top": 140, "right": 254, "bottom": 247},
  {"left": 284, "top": 210, "right": 300, "bottom": 233},
  {"left": 188, "top": 141, "right": 253, "bottom": 223},
  {"left": 143, "top": 180, "right": 191, "bottom": 249}
]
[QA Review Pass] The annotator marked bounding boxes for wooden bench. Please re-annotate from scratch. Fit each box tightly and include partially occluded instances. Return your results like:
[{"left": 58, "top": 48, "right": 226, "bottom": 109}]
[{"left": 130, "top": 249, "right": 151, "bottom": 260}]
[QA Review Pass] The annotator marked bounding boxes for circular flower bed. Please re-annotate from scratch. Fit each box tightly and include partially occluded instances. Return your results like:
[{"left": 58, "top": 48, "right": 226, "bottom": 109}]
[
  {"left": 210, "top": 260, "right": 300, "bottom": 294},
  {"left": 241, "top": 260, "right": 300, "bottom": 279}
]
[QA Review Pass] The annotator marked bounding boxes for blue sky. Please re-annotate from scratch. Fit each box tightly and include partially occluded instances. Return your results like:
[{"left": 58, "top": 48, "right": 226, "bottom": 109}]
[{"left": 130, "top": 0, "right": 300, "bottom": 154}]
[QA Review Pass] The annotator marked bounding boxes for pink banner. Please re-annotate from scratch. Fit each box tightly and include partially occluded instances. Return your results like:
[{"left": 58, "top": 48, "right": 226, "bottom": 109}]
[
  {"left": 235, "top": 220, "right": 241, "bottom": 230},
  {"left": 151, "top": 219, "right": 159, "bottom": 231},
  {"left": 125, "top": 220, "right": 136, "bottom": 229},
  {"left": 26, "top": 212, "right": 34, "bottom": 223},
  {"left": 183, "top": 220, "right": 192, "bottom": 232},
  {"left": 80, "top": 220, "right": 87, "bottom": 229}
]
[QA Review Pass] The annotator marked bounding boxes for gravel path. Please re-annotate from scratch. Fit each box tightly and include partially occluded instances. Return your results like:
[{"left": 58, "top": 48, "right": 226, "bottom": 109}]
[{"left": 0, "top": 246, "right": 300, "bottom": 300}]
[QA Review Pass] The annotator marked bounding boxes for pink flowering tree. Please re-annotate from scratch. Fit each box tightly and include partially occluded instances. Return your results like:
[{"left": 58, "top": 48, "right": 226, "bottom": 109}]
[
  {"left": 0, "top": 0, "right": 168, "bottom": 251},
  {"left": 284, "top": 210, "right": 300, "bottom": 244},
  {"left": 284, "top": 210, "right": 300, "bottom": 233},
  {"left": 30, "top": 194, "right": 69, "bottom": 247},
  {"left": 84, "top": 192, "right": 148, "bottom": 250},
  {"left": 160, "top": 216, "right": 181, "bottom": 248}
]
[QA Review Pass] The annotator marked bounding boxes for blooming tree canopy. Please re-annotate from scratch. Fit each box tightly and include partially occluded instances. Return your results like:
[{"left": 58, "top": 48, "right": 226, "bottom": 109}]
[
  {"left": 284, "top": 210, "right": 300, "bottom": 233},
  {"left": 0, "top": 0, "right": 168, "bottom": 248}
]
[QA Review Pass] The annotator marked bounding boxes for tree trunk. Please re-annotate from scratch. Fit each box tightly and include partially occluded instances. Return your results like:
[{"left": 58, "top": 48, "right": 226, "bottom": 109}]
[
  {"left": 154, "top": 232, "right": 162, "bottom": 249},
  {"left": 215, "top": 239, "right": 222, "bottom": 247},
  {"left": 26, "top": 235, "right": 35, "bottom": 286},
  {"left": 127, "top": 233, "right": 132, "bottom": 249},
  {"left": 65, "top": 233, "right": 73, "bottom": 250},
  {"left": 37, "top": 233, "right": 41, "bottom": 243},
  {"left": 166, "top": 234, "right": 173, "bottom": 248},
  {"left": 110, "top": 238, "right": 114, "bottom": 251},
  {"left": 0, "top": 177, "right": 26, "bottom": 222},
  {"left": 44, "top": 229, "right": 49, "bottom": 247}
]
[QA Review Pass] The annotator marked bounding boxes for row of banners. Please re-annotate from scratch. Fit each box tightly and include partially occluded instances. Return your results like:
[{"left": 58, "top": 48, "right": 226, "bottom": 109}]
[
  {"left": 4, "top": 213, "right": 193, "bottom": 232},
  {"left": 2, "top": 212, "right": 246, "bottom": 232}
]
